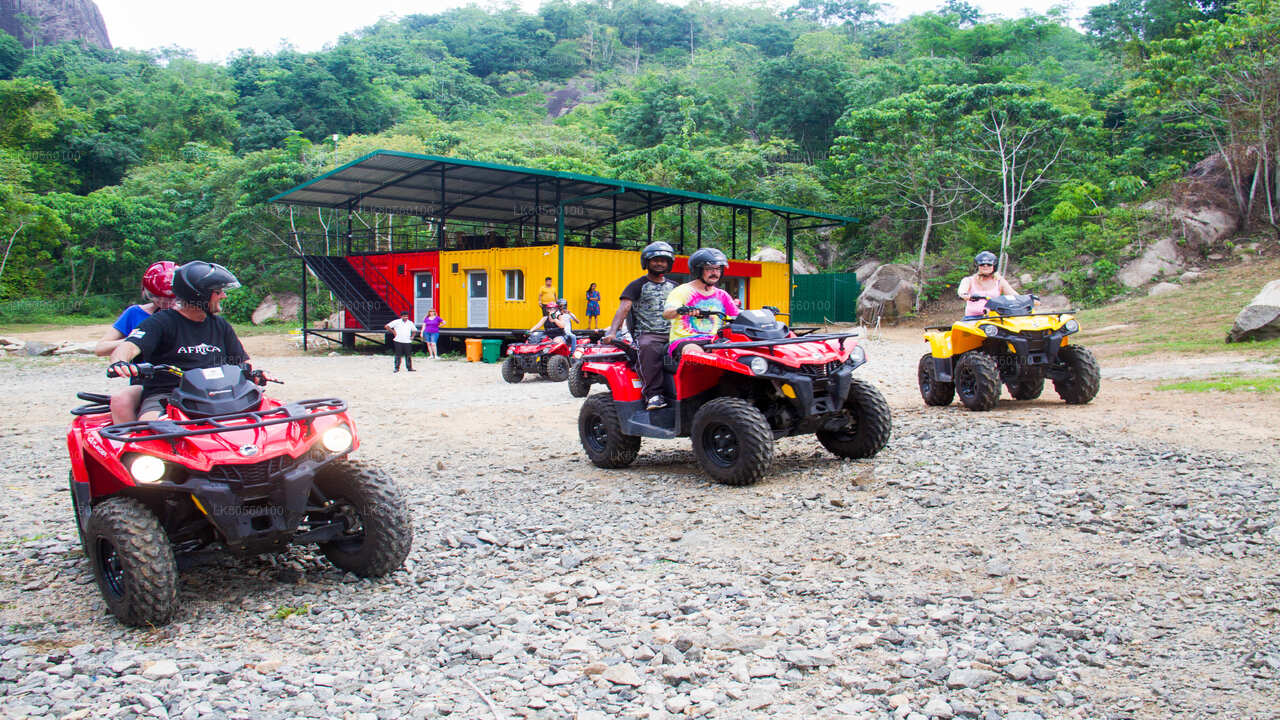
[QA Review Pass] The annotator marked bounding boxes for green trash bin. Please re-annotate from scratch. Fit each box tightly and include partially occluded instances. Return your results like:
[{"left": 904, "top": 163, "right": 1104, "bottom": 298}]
[{"left": 481, "top": 338, "right": 503, "bottom": 363}]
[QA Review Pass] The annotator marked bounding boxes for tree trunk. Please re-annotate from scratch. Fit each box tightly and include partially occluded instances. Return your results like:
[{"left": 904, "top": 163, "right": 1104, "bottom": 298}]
[
  {"left": 914, "top": 197, "right": 934, "bottom": 314},
  {"left": 0, "top": 221, "right": 24, "bottom": 285}
]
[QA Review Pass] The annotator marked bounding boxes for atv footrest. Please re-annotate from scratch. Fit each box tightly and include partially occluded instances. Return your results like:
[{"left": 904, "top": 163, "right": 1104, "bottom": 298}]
[{"left": 621, "top": 407, "right": 679, "bottom": 439}]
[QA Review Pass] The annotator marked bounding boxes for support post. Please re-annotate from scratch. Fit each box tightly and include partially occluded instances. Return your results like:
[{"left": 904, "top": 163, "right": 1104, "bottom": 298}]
[
  {"left": 746, "top": 208, "right": 753, "bottom": 260},
  {"left": 300, "top": 252, "right": 308, "bottom": 351}
]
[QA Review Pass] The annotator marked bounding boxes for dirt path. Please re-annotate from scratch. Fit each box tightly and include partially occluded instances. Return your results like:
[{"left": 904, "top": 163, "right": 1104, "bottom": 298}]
[{"left": 10, "top": 322, "right": 1279, "bottom": 465}]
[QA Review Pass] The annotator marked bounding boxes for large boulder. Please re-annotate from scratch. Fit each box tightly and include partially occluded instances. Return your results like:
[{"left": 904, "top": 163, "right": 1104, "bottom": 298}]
[
  {"left": 1148, "top": 282, "right": 1180, "bottom": 297},
  {"left": 53, "top": 341, "right": 97, "bottom": 355},
  {"left": 1226, "top": 279, "right": 1280, "bottom": 343},
  {"left": 252, "top": 292, "right": 302, "bottom": 325},
  {"left": 751, "top": 247, "right": 818, "bottom": 274},
  {"left": 856, "top": 264, "right": 919, "bottom": 324},
  {"left": 1117, "top": 237, "right": 1184, "bottom": 288},
  {"left": 853, "top": 259, "right": 882, "bottom": 283}
]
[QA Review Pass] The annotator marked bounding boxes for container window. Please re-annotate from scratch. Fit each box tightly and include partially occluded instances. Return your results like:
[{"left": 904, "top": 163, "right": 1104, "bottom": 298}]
[{"left": 504, "top": 270, "right": 524, "bottom": 301}]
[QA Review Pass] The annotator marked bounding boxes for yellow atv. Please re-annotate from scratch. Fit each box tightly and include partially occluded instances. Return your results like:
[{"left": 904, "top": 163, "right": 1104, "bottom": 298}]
[{"left": 919, "top": 294, "right": 1100, "bottom": 411}]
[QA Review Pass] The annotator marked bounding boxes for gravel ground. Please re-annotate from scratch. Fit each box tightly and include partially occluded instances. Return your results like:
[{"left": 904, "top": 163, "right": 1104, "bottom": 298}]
[{"left": 1, "top": 338, "right": 1277, "bottom": 720}]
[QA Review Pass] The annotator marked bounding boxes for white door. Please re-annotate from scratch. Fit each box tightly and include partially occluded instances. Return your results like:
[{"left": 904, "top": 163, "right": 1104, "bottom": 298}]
[
  {"left": 467, "top": 271, "right": 488, "bottom": 327},
  {"left": 413, "top": 272, "right": 434, "bottom": 321}
]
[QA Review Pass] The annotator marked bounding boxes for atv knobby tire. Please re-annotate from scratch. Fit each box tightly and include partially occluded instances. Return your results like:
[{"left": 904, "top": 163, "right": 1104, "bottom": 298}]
[
  {"left": 954, "top": 351, "right": 1001, "bottom": 411},
  {"left": 817, "top": 378, "right": 893, "bottom": 459},
  {"left": 1053, "top": 345, "right": 1101, "bottom": 404},
  {"left": 546, "top": 355, "right": 570, "bottom": 382},
  {"left": 69, "top": 472, "right": 90, "bottom": 557},
  {"left": 917, "top": 353, "right": 956, "bottom": 406},
  {"left": 579, "top": 393, "right": 641, "bottom": 468},
  {"left": 314, "top": 459, "right": 412, "bottom": 577},
  {"left": 501, "top": 356, "right": 524, "bottom": 384},
  {"left": 86, "top": 496, "right": 178, "bottom": 627},
  {"left": 691, "top": 397, "right": 775, "bottom": 486},
  {"left": 1007, "top": 376, "right": 1045, "bottom": 400},
  {"left": 567, "top": 359, "right": 591, "bottom": 398}
]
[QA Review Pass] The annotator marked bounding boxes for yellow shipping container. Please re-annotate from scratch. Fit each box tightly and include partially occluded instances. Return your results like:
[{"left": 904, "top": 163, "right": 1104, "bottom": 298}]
[{"left": 439, "top": 245, "right": 790, "bottom": 330}]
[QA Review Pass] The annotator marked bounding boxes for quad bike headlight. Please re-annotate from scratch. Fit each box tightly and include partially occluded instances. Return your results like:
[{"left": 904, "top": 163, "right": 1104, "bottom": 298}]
[
  {"left": 847, "top": 345, "right": 866, "bottom": 366},
  {"left": 321, "top": 425, "right": 354, "bottom": 453},
  {"left": 980, "top": 324, "right": 1000, "bottom": 337},
  {"left": 747, "top": 356, "right": 770, "bottom": 375},
  {"left": 129, "top": 455, "right": 167, "bottom": 484},
  {"left": 1063, "top": 319, "right": 1079, "bottom": 334}
]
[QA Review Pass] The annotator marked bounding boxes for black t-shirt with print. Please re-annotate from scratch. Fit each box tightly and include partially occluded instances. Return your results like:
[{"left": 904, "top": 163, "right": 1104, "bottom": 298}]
[
  {"left": 124, "top": 309, "right": 248, "bottom": 399},
  {"left": 620, "top": 275, "right": 676, "bottom": 335}
]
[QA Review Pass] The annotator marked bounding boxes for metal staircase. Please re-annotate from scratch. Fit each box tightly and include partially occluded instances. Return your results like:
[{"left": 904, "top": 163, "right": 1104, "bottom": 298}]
[{"left": 302, "top": 255, "right": 401, "bottom": 330}]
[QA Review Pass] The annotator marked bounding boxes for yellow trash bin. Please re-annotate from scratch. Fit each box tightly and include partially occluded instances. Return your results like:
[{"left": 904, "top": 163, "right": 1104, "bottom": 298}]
[{"left": 465, "top": 338, "right": 483, "bottom": 362}]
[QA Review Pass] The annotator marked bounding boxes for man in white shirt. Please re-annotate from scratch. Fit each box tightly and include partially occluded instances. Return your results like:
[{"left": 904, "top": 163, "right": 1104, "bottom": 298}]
[{"left": 384, "top": 311, "right": 418, "bottom": 372}]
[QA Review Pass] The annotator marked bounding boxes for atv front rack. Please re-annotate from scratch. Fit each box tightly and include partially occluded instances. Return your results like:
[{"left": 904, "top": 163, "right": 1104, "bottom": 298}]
[
  {"left": 925, "top": 310, "right": 1078, "bottom": 331},
  {"left": 99, "top": 399, "right": 348, "bottom": 443},
  {"left": 703, "top": 331, "right": 861, "bottom": 351}
]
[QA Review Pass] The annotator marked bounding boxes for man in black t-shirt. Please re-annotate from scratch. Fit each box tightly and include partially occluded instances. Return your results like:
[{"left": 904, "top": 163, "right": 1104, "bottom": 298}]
[
  {"left": 604, "top": 241, "right": 677, "bottom": 411},
  {"left": 108, "top": 261, "right": 250, "bottom": 421}
]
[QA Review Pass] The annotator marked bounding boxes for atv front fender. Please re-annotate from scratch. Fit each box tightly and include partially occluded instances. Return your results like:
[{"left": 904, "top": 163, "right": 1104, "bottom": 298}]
[{"left": 583, "top": 361, "right": 643, "bottom": 403}]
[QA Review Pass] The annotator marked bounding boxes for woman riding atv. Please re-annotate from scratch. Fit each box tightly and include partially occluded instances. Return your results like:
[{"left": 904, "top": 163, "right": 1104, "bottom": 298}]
[{"left": 957, "top": 251, "right": 1016, "bottom": 319}]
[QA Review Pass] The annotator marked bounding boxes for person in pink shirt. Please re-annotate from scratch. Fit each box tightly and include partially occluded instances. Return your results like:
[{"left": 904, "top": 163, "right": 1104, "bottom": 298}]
[
  {"left": 957, "top": 251, "right": 1016, "bottom": 319},
  {"left": 662, "top": 247, "right": 741, "bottom": 365}
]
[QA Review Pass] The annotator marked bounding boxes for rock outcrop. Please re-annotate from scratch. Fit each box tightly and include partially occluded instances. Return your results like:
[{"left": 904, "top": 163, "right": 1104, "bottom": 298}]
[
  {"left": 1, "top": 0, "right": 111, "bottom": 49},
  {"left": 251, "top": 292, "right": 302, "bottom": 325},
  {"left": 855, "top": 263, "right": 918, "bottom": 324},
  {"left": 1226, "top": 279, "right": 1280, "bottom": 343},
  {"left": 751, "top": 247, "right": 817, "bottom": 274},
  {"left": 1117, "top": 237, "right": 1184, "bottom": 288}
]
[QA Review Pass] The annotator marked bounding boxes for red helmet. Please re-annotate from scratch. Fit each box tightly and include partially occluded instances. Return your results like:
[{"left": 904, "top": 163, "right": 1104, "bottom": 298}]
[{"left": 142, "top": 261, "right": 177, "bottom": 299}]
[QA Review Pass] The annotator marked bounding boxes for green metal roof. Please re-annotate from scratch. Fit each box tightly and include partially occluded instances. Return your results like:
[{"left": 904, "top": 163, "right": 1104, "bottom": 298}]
[{"left": 270, "top": 150, "right": 857, "bottom": 232}]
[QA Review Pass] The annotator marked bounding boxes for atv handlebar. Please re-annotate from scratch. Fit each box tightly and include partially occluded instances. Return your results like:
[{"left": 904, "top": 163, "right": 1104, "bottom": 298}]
[
  {"left": 677, "top": 306, "right": 728, "bottom": 319},
  {"left": 107, "top": 362, "right": 182, "bottom": 379},
  {"left": 107, "top": 362, "right": 281, "bottom": 385}
]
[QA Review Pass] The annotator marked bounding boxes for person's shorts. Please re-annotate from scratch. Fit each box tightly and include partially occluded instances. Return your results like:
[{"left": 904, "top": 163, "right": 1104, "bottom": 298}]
[
  {"left": 138, "top": 393, "right": 167, "bottom": 418},
  {"left": 669, "top": 336, "right": 713, "bottom": 358},
  {"left": 423, "top": 332, "right": 439, "bottom": 344}
]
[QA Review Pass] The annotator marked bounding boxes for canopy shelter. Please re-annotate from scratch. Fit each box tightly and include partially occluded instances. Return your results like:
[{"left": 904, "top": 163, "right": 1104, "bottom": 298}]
[{"left": 270, "top": 150, "right": 858, "bottom": 296}]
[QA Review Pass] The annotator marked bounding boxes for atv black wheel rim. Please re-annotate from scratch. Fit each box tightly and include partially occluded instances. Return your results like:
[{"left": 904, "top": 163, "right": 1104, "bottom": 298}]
[
  {"left": 330, "top": 502, "right": 366, "bottom": 553},
  {"left": 703, "top": 424, "right": 740, "bottom": 468},
  {"left": 96, "top": 538, "right": 125, "bottom": 598},
  {"left": 957, "top": 367, "right": 976, "bottom": 399},
  {"left": 585, "top": 415, "right": 608, "bottom": 453}
]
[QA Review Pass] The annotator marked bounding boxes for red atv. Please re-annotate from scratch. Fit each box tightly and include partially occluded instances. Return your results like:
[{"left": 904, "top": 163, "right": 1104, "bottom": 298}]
[
  {"left": 67, "top": 363, "right": 412, "bottom": 627},
  {"left": 568, "top": 341, "right": 626, "bottom": 398},
  {"left": 576, "top": 308, "right": 892, "bottom": 485},
  {"left": 501, "top": 330, "right": 589, "bottom": 384}
]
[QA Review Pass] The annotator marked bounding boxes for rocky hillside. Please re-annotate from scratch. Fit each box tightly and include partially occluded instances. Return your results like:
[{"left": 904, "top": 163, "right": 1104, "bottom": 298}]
[{"left": 0, "top": 0, "right": 109, "bottom": 49}]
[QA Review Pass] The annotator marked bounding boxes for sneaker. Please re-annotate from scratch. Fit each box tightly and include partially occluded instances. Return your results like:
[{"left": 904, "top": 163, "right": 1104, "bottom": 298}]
[
  {"left": 646, "top": 395, "right": 668, "bottom": 410},
  {"left": 407, "top": 368, "right": 416, "bottom": 372}
]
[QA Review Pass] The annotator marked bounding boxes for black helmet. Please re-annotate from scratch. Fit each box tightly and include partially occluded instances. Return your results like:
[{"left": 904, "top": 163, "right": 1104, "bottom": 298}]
[
  {"left": 689, "top": 247, "right": 729, "bottom": 280},
  {"left": 173, "top": 261, "right": 240, "bottom": 309},
  {"left": 974, "top": 251, "right": 997, "bottom": 266},
  {"left": 557, "top": 297, "right": 568, "bottom": 308},
  {"left": 640, "top": 241, "right": 675, "bottom": 269}
]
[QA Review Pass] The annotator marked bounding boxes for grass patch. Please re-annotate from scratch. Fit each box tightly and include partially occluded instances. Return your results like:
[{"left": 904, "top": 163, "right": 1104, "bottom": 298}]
[
  {"left": 271, "top": 603, "right": 311, "bottom": 620},
  {"left": 1156, "top": 375, "right": 1280, "bottom": 394},
  {"left": 1075, "top": 256, "right": 1280, "bottom": 358}
]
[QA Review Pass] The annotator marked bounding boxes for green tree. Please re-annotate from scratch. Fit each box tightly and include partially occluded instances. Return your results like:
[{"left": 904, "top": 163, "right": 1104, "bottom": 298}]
[
  {"left": 835, "top": 88, "right": 972, "bottom": 309},
  {"left": 1140, "top": 0, "right": 1280, "bottom": 228}
]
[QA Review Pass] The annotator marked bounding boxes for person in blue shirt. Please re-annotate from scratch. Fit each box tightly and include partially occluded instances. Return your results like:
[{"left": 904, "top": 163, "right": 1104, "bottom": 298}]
[{"left": 95, "top": 261, "right": 177, "bottom": 423}]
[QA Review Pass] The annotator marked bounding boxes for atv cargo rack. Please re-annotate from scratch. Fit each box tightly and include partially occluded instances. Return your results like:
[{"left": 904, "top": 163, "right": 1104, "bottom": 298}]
[
  {"left": 703, "top": 331, "right": 861, "bottom": 351},
  {"left": 99, "top": 399, "right": 348, "bottom": 443}
]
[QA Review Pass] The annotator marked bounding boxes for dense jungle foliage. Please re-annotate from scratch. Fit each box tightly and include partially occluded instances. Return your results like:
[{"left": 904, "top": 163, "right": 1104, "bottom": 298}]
[{"left": 1, "top": 0, "right": 1277, "bottom": 321}]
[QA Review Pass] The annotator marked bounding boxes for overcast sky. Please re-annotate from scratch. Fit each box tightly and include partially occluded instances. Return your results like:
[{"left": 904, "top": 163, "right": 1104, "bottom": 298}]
[{"left": 93, "top": 0, "right": 1095, "bottom": 64}]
